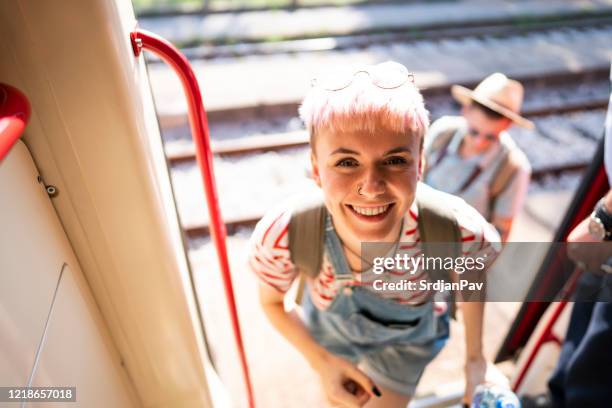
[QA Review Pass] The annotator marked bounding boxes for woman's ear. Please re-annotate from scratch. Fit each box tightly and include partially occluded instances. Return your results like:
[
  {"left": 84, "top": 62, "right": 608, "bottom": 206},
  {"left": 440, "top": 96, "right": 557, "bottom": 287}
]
[{"left": 310, "top": 151, "right": 322, "bottom": 187}]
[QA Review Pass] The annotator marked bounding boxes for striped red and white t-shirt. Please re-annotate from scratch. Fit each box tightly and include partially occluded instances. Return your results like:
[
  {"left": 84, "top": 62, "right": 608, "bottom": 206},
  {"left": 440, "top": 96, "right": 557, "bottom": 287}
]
[{"left": 248, "top": 193, "right": 501, "bottom": 311}]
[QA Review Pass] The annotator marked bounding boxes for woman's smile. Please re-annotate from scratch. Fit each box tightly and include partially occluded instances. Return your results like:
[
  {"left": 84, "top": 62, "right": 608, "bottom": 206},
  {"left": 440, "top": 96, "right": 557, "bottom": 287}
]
[{"left": 346, "top": 203, "right": 395, "bottom": 222}]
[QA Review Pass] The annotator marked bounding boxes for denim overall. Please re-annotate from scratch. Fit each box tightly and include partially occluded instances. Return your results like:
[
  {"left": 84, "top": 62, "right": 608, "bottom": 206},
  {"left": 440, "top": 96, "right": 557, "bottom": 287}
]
[{"left": 301, "top": 216, "right": 450, "bottom": 394}]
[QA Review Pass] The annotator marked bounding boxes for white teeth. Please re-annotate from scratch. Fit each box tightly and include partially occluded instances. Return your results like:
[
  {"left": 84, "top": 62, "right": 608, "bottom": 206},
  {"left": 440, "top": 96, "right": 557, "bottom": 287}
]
[{"left": 351, "top": 205, "right": 390, "bottom": 216}]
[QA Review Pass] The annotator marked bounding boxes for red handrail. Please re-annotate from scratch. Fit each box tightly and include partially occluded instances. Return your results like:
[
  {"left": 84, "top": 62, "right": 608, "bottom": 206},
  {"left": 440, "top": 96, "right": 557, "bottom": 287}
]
[
  {"left": 130, "top": 30, "right": 255, "bottom": 408},
  {"left": 0, "top": 83, "right": 31, "bottom": 162}
]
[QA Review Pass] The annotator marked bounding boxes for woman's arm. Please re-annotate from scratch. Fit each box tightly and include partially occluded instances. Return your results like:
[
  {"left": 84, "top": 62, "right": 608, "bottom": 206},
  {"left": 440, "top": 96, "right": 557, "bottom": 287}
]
[
  {"left": 450, "top": 202, "right": 501, "bottom": 405},
  {"left": 461, "top": 301, "right": 487, "bottom": 405},
  {"left": 461, "top": 301, "right": 485, "bottom": 361},
  {"left": 258, "top": 282, "right": 379, "bottom": 407}
]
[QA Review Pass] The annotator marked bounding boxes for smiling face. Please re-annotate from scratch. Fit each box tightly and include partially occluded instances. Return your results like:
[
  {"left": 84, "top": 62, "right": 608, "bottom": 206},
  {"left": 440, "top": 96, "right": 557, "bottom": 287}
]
[
  {"left": 299, "top": 61, "right": 430, "bottom": 246},
  {"left": 311, "top": 126, "right": 422, "bottom": 246}
]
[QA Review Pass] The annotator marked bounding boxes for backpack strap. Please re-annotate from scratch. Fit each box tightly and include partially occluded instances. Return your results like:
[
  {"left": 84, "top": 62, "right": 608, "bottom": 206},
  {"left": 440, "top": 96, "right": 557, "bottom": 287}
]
[
  {"left": 416, "top": 183, "right": 462, "bottom": 318},
  {"left": 425, "top": 126, "right": 459, "bottom": 175},
  {"left": 288, "top": 193, "right": 327, "bottom": 304},
  {"left": 490, "top": 148, "right": 521, "bottom": 198},
  {"left": 456, "top": 145, "right": 517, "bottom": 202}
]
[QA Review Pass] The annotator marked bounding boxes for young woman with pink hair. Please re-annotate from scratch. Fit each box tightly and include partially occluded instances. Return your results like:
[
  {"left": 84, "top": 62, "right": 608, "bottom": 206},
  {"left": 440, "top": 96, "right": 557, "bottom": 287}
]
[{"left": 248, "top": 61, "right": 501, "bottom": 407}]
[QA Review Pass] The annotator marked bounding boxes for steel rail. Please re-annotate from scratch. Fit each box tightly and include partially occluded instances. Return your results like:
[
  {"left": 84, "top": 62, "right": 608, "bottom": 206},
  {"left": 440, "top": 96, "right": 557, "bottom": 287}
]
[
  {"left": 141, "top": 13, "right": 612, "bottom": 57},
  {"left": 0, "top": 83, "right": 31, "bottom": 162},
  {"left": 167, "top": 98, "right": 609, "bottom": 164},
  {"left": 130, "top": 29, "right": 256, "bottom": 408},
  {"left": 162, "top": 67, "right": 611, "bottom": 137}
]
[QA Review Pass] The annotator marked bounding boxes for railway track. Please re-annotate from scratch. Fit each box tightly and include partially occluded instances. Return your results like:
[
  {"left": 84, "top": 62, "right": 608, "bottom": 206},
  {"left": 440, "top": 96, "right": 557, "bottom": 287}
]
[
  {"left": 165, "top": 70, "right": 610, "bottom": 163},
  {"left": 171, "top": 106, "right": 607, "bottom": 238},
  {"left": 164, "top": 72, "right": 609, "bottom": 239},
  {"left": 148, "top": 23, "right": 612, "bottom": 125},
  {"left": 139, "top": 1, "right": 612, "bottom": 52},
  {"left": 159, "top": 15, "right": 612, "bottom": 61},
  {"left": 145, "top": 14, "right": 612, "bottom": 239}
]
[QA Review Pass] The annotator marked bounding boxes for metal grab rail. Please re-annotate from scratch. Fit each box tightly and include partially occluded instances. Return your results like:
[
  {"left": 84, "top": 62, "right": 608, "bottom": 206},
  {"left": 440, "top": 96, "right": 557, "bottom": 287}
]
[
  {"left": 0, "top": 83, "right": 31, "bottom": 162},
  {"left": 130, "top": 29, "right": 256, "bottom": 408}
]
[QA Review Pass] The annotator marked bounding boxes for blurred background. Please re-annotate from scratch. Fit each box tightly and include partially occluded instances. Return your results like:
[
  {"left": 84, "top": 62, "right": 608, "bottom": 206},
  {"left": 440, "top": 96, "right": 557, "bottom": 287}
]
[{"left": 132, "top": 0, "right": 612, "bottom": 406}]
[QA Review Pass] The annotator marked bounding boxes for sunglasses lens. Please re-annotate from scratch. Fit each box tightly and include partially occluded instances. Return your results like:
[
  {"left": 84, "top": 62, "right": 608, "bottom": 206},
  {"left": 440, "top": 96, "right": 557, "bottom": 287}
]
[
  {"left": 372, "top": 62, "right": 411, "bottom": 89},
  {"left": 313, "top": 69, "right": 355, "bottom": 91},
  {"left": 469, "top": 128, "right": 497, "bottom": 142}
]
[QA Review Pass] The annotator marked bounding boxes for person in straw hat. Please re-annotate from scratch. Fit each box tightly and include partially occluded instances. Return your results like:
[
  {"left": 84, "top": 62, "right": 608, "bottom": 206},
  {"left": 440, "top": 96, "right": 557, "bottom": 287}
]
[{"left": 423, "top": 73, "right": 533, "bottom": 242}]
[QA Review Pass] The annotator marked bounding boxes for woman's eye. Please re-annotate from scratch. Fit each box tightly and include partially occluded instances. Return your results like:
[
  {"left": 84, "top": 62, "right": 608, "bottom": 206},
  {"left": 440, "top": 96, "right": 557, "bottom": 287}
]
[
  {"left": 384, "top": 156, "right": 408, "bottom": 165},
  {"left": 336, "top": 158, "right": 358, "bottom": 167}
]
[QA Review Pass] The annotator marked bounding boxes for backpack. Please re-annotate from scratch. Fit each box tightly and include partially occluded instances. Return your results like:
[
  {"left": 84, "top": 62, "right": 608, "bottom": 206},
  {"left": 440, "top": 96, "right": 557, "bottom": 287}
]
[
  {"left": 424, "top": 124, "right": 522, "bottom": 217},
  {"left": 288, "top": 183, "right": 470, "bottom": 318}
]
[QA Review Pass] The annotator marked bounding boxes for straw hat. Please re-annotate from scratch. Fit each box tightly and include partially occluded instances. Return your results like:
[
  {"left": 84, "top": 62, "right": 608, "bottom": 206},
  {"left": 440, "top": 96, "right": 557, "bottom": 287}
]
[{"left": 451, "top": 73, "right": 534, "bottom": 129}]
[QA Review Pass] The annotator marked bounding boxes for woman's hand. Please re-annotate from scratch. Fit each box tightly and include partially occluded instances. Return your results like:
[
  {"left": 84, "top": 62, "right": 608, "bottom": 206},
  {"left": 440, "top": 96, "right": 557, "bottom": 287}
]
[
  {"left": 463, "top": 355, "right": 487, "bottom": 406},
  {"left": 312, "top": 351, "right": 380, "bottom": 408},
  {"left": 258, "top": 283, "right": 381, "bottom": 407},
  {"left": 463, "top": 356, "right": 510, "bottom": 406}
]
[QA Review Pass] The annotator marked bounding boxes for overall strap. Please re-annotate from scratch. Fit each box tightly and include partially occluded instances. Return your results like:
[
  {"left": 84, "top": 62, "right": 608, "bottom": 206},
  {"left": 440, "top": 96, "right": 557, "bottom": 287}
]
[
  {"left": 416, "top": 183, "right": 462, "bottom": 318},
  {"left": 456, "top": 145, "right": 513, "bottom": 198},
  {"left": 288, "top": 192, "right": 327, "bottom": 304},
  {"left": 323, "top": 215, "right": 354, "bottom": 284}
]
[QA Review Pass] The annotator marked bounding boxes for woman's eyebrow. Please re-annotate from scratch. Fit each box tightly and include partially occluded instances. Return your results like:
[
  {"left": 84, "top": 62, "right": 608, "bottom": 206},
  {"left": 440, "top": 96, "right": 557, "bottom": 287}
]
[
  {"left": 384, "top": 147, "right": 412, "bottom": 155},
  {"left": 330, "top": 147, "right": 360, "bottom": 155}
]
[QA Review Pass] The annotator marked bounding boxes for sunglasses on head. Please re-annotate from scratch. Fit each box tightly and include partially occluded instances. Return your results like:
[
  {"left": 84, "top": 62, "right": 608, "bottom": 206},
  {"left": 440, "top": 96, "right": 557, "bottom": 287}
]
[
  {"left": 311, "top": 61, "right": 415, "bottom": 91},
  {"left": 468, "top": 127, "right": 498, "bottom": 142}
]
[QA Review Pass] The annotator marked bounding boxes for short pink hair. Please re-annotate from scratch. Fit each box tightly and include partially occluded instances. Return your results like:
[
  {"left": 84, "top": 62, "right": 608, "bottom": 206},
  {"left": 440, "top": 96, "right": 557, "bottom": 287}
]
[{"left": 299, "top": 61, "right": 430, "bottom": 143}]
